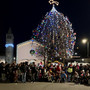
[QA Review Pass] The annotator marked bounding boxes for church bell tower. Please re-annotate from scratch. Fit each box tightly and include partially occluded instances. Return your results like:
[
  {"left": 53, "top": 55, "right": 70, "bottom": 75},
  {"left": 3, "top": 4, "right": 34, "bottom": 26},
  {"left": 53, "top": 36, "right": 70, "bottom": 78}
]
[{"left": 5, "top": 28, "right": 14, "bottom": 64}]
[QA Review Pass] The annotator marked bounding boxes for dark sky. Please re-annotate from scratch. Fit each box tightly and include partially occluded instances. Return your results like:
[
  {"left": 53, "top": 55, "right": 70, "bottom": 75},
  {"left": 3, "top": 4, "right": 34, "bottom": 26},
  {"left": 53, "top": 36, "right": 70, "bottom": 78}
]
[{"left": 0, "top": 0, "right": 90, "bottom": 57}]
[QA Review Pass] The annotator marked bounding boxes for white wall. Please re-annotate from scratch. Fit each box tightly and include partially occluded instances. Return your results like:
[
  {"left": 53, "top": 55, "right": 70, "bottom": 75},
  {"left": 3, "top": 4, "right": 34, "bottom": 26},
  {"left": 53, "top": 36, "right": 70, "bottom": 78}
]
[{"left": 16, "top": 40, "right": 44, "bottom": 64}]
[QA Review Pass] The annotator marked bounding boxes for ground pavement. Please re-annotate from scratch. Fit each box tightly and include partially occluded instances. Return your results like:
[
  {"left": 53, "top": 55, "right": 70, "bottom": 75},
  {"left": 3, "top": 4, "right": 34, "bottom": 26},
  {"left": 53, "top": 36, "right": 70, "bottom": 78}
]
[{"left": 0, "top": 82, "right": 90, "bottom": 90}]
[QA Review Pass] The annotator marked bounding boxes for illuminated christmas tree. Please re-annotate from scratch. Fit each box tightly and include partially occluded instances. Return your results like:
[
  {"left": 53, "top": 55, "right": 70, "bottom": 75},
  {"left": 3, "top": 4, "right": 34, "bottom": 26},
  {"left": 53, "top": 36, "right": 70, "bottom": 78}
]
[{"left": 32, "top": 0, "right": 76, "bottom": 61}]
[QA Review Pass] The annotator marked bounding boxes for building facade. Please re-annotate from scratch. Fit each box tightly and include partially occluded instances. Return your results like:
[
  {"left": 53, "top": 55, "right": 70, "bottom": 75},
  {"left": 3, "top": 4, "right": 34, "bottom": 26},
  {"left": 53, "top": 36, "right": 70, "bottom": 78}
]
[
  {"left": 5, "top": 28, "right": 14, "bottom": 64},
  {"left": 16, "top": 39, "right": 44, "bottom": 65}
]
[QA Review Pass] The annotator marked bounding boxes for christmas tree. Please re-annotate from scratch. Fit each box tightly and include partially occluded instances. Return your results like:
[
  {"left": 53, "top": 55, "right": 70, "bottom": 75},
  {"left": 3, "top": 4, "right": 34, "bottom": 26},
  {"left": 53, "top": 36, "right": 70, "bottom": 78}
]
[{"left": 32, "top": 0, "right": 76, "bottom": 61}]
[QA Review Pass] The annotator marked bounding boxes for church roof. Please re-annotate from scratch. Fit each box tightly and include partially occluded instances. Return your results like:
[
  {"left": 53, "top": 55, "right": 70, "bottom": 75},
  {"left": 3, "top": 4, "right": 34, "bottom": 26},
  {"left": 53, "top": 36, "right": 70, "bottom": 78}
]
[{"left": 17, "top": 39, "right": 44, "bottom": 48}]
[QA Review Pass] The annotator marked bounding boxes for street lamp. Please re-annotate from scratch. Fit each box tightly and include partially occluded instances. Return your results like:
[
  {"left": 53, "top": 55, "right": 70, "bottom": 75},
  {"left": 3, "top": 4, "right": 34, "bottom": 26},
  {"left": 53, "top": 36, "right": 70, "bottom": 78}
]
[
  {"left": 82, "top": 39, "right": 89, "bottom": 58},
  {"left": 82, "top": 39, "right": 87, "bottom": 44}
]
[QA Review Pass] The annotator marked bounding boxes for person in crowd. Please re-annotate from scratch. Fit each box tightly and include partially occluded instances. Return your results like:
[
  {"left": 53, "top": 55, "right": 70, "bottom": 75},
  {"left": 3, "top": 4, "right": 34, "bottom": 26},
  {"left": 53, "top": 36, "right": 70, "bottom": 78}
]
[
  {"left": 60, "top": 71, "right": 67, "bottom": 83},
  {"left": 79, "top": 70, "right": 85, "bottom": 84},
  {"left": 21, "top": 63, "right": 27, "bottom": 83},
  {"left": 72, "top": 71, "right": 79, "bottom": 83},
  {"left": 26, "top": 64, "right": 31, "bottom": 82},
  {"left": 67, "top": 64, "right": 73, "bottom": 82},
  {"left": 84, "top": 70, "right": 90, "bottom": 84},
  {"left": 30, "top": 62, "right": 36, "bottom": 82},
  {"left": 76, "top": 63, "right": 79, "bottom": 71},
  {"left": 38, "top": 69, "right": 43, "bottom": 82},
  {"left": 1, "top": 63, "right": 6, "bottom": 82},
  {"left": 17, "top": 64, "right": 22, "bottom": 82},
  {"left": 0, "top": 61, "right": 90, "bottom": 85},
  {"left": 79, "top": 64, "right": 83, "bottom": 72},
  {"left": 43, "top": 67, "right": 48, "bottom": 82},
  {"left": 9, "top": 64, "right": 14, "bottom": 83},
  {"left": 48, "top": 70, "right": 52, "bottom": 82}
]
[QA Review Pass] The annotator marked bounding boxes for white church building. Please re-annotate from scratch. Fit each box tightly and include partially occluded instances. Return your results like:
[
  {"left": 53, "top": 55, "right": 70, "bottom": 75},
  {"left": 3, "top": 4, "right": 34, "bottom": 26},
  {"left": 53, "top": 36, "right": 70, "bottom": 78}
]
[{"left": 16, "top": 39, "right": 44, "bottom": 65}]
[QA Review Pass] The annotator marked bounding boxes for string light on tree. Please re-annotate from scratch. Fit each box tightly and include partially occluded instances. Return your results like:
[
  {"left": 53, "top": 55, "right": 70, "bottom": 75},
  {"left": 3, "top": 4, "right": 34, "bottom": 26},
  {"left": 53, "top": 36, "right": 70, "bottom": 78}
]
[{"left": 32, "top": 0, "right": 76, "bottom": 61}]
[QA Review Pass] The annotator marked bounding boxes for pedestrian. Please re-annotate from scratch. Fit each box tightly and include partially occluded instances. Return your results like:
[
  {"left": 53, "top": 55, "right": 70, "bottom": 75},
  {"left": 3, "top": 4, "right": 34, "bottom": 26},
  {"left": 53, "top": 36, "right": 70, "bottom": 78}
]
[
  {"left": 21, "top": 63, "right": 27, "bottom": 83},
  {"left": 67, "top": 64, "right": 73, "bottom": 82},
  {"left": 61, "top": 71, "right": 67, "bottom": 83}
]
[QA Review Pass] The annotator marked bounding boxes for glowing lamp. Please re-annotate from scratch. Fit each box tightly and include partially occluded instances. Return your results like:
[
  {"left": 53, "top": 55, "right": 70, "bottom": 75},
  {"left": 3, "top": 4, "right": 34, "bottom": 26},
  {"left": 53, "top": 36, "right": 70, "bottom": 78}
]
[
  {"left": 5, "top": 44, "right": 14, "bottom": 48},
  {"left": 82, "top": 39, "right": 87, "bottom": 44}
]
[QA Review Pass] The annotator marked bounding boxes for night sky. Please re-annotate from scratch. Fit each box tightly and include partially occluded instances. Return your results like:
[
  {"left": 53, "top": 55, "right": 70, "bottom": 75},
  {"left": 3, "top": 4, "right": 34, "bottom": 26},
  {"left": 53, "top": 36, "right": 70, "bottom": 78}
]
[{"left": 0, "top": 0, "right": 90, "bottom": 57}]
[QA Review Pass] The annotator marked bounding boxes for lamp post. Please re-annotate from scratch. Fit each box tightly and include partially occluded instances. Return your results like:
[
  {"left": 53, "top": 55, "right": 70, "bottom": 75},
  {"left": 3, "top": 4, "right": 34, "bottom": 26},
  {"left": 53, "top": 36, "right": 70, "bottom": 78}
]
[{"left": 82, "top": 39, "right": 89, "bottom": 58}]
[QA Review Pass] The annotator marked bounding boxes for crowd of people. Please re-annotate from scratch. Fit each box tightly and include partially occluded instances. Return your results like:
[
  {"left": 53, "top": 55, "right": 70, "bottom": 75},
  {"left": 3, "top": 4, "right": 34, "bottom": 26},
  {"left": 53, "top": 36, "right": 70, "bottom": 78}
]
[{"left": 0, "top": 61, "right": 90, "bottom": 85}]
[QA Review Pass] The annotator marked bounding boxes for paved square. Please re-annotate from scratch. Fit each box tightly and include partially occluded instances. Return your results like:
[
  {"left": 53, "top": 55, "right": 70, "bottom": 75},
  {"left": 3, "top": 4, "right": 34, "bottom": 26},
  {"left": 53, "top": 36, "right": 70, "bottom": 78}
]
[{"left": 0, "top": 82, "right": 90, "bottom": 90}]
